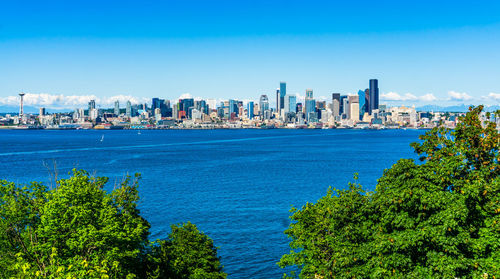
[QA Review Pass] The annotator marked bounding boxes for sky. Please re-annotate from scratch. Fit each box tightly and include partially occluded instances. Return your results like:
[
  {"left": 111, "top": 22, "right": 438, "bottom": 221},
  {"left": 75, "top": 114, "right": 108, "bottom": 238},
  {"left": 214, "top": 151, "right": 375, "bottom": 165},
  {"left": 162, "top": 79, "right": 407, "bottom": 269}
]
[{"left": 1, "top": 0, "right": 500, "bottom": 109}]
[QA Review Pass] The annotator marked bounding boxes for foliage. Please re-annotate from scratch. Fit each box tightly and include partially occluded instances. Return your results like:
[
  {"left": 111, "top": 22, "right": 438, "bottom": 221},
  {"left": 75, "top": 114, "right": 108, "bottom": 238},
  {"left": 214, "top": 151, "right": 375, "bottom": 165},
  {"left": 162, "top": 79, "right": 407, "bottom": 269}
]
[
  {"left": 279, "top": 106, "right": 500, "bottom": 278},
  {"left": 147, "top": 222, "right": 226, "bottom": 279},
  {"left": 0, "top": 170, "right": 226, "bottom": 278}
]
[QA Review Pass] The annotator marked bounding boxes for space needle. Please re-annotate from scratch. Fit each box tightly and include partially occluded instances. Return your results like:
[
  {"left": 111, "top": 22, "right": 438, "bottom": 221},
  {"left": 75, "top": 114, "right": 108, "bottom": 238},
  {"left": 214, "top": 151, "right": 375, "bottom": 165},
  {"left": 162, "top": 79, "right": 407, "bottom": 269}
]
[{"left": 19, "top": 92, "right": 25, "bottom": 124}]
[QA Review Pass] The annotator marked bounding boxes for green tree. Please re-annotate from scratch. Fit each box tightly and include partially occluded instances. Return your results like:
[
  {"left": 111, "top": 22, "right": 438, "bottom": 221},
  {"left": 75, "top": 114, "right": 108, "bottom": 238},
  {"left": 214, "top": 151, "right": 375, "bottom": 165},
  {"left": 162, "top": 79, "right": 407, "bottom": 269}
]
[
  {"left": 0, "top": 170, "right": 226, "bottom": 278},
  {"left": 148, "top": 222, "right": 226, "bottom": 279},
  {"left": 280, "top": 106, "right": 499, "bottom": 278}
]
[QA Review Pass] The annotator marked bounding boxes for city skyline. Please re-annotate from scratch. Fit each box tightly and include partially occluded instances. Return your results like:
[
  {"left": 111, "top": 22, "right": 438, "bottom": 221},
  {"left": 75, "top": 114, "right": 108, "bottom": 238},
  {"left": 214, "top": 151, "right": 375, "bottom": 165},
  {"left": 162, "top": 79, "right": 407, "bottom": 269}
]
[{"left": 1, "top": 1, "right": 500, "bottom": 108}]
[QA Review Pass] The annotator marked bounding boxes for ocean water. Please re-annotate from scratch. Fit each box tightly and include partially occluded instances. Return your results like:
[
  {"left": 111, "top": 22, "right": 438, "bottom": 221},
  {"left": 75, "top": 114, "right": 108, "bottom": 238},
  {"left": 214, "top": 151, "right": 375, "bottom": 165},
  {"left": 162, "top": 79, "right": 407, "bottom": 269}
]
[{"left": 0, "top": 129, "right": 425, "bottom": 278}]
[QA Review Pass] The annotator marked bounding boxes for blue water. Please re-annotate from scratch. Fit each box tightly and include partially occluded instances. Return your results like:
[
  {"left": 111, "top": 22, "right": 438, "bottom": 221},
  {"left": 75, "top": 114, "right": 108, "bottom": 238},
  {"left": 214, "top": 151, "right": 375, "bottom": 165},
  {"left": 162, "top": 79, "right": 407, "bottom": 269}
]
[{"left": 0, "top": 129, "right": 425, "bottom": 278}]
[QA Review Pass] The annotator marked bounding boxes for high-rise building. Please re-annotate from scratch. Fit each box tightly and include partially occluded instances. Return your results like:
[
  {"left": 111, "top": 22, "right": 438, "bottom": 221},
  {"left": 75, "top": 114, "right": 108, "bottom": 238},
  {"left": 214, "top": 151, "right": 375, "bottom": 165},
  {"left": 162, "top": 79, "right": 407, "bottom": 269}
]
[
  {"left": 259, "top": 94, "right": 270, "bottom": 119},
  {"left": 275, "top": 89, "right": 280, "bottom": 113},
  {"left": 39, "top": 107, "right": 45, "bottom": 116},
  {"left": 331, "top": 93, "right": 340, "bottom": 117},
  {"left": 348, "top": 95, "right": 360, "bottom": 121},
  {"left": 178, "top": 98, "right": 194, "bottom": 119},
  {"left": 126, "top": 101, "right": 131, "bottom": 117},
  {"left": 304, "top": 89, "right": 316, "bottom": 121},
  {"left": 364, "top": 89, "right": 370, "bottom": 114},
  {"left": 114, "top": 100, "right": 120, "bottom": 116},
  {"left": 296, "top": 103, "right": 303, "bottom": 113},
  {"left": 152, "top": 98, "right": 161, "bottom": 112},
  {"left": 369, "top": 79, "right": 379, "bottom": 114},
  {"left": 339, "top": 95, "right": 348, "bottom": 116},
  {"left": 284, "top": 94, "right": 296, "bottom": 113},
  {"left": 280, "top": 82, "right": 286, "bottom": 111},
  {"left": 247, "top": 101, "right": 254, "bottom": 119},
  {"left": 358, "top": 90, "right": 366, "bottom": 119},
  {"left": 88, "top": 99, "right": 96, "bottom": 114},
  {"left": 341, "top": 96, "right": 349, "bottom": 119}
]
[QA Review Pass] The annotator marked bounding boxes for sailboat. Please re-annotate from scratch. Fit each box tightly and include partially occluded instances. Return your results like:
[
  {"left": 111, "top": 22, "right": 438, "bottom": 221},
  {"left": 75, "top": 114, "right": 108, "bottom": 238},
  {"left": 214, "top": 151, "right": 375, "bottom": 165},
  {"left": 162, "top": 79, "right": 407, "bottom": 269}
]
[
  {"left": 138, "top": 130, "right": 141, "bottom": 135},
  {"left": 100, "top": 135, "right": 104, "bottom": 142}
]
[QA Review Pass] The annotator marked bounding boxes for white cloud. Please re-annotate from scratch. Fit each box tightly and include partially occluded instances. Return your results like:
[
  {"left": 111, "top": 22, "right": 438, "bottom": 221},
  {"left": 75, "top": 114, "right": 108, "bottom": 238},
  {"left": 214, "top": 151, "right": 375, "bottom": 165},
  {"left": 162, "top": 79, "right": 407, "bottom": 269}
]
[
  {"left": 380, "top": 92, "right": 418, "bottom": 101},
  {"left": 0, "top": 93, "right": 149, "bottom": 109},
  {"left": 482, "top": 92, "right": 500, "bottom": 101},
  {"left": 419, "top": 93, "right": 437, "bottom": 102},
  {"left": 448, "top": 91, "right": 473, "bottom": 101}
]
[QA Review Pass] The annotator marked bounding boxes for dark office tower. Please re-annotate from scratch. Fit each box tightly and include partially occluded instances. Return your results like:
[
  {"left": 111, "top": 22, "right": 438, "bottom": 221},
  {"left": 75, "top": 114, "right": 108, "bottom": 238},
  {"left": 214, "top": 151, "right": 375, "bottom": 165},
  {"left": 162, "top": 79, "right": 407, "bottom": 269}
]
[
  {"left": 276, "top": 89, "right": 280, "bottom": 113},
  {"left": 364, "top": 88, "right": 370, "bottom": 114},
  {"left": 296, "top": 103, "right": 303, "bottom": 113},
  {"left": 339, "top": 95, "right": 348, "bottom": 115},
  {"left": 369, "top": 79, "right": 379, "bottom": 114},
  {"left": 280, "top": 82, "right": 286, "bottom": 110},
  {"left": 88, "top": 99, "right": 96, "bottom": 111},
  {"left": 152, "top": 98, "right": 159, "bottom": 112},
  {"left": 332, "top": 93, "right": 340, "bottom": 103}
]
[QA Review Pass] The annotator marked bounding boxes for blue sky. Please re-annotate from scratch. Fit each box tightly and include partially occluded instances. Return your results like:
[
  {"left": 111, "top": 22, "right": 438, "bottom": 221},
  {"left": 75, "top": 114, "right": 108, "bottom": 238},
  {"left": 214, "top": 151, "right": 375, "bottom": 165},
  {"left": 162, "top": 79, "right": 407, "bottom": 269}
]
[{"left": 1, "top": 0, "right": 500, "bottom": 108}]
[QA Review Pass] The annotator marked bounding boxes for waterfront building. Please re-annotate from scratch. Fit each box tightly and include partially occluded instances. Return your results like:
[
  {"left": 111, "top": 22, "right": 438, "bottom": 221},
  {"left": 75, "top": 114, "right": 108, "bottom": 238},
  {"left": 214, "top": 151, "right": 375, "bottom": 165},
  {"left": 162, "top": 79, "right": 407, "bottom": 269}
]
[{"left": 369, "top": 79, "right": 379, "bottom": 114}]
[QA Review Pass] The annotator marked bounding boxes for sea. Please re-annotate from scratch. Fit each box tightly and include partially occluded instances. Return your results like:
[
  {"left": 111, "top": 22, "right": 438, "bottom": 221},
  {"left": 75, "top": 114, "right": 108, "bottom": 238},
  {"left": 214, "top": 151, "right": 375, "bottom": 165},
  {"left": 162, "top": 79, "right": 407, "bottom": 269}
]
[{"left": 0, "top": 129, "right": 425, "bottom": 278}]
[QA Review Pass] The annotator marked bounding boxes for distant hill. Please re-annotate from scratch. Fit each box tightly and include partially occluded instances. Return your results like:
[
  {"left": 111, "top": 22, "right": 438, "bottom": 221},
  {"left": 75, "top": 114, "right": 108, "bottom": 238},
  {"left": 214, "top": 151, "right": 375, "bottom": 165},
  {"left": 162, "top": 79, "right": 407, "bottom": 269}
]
[
  {"left": 416, "top": 104, "right": 500, "bottom": 112},
  {"left": 0, "top": 105, "right": 71, "bottom": 114}
]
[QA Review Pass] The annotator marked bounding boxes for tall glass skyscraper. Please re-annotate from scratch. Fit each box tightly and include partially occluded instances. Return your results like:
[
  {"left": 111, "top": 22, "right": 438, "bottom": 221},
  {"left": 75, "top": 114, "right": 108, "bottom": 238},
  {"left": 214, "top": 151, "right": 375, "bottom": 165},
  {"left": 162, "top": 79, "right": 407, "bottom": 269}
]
[
  {"left": 247, "top": 101, "right": 254, "bottom": 119},
  {"left": 358, "top": 90, "right": 365, "bottom": 119},
  {"left": 259, "top": 95, "right": 270, "bottom": 119},
  {"left": 304, "top": 89, "right": 315, "bottom": 121},
  {"left": 280, "top": 82, "right": 286, "bottom": 111},
  {"left": 369, "top": 79, "right": 379, "bottom": 114},
  {"left": 284, "top": 95, "right": 296, "bottom": 113}
]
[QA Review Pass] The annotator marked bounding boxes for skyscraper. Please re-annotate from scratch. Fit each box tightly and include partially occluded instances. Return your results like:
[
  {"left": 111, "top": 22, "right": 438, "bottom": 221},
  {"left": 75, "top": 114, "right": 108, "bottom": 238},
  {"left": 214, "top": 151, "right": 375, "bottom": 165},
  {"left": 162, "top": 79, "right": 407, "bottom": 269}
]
[
  {"left": 114, "top": 100, "right": 120, "bottom": 116},
  {"left": 304, "top": 89, "right": 316, "bottom": 121},
  {"left": 247, "top": 101, "right": 254, "bottom": 119},
  {"left": 284, "top": 94, "right": 296, "bottom": 113},
  {"left": 339, "top": 95, "right": 348, "bottom": 116},
  {"left": 259, "top": 94, "right": 270, "bottom": 119},
  {"left": 88, "top": 99, "right": 96, "bottom": 112},
  {"left": 280, "top": 82, "right": 286, "bottom": 111},
  {"left": 331, "top": 93, "right": 340, "bottom": 117},
  {"left": 358, "top": 90, "right": 365, "bottom": 119},
  {"left": 126, "top": 101, "right": 131, "bottom": 117},
  {"left": 348, "top": 95, "right": 360, "bottom": 121},
  {"left": 276, "top": 89, "right": 280, "bottom": 113},
  {"left": 369, "top": 79, "right": 379, "bottom": 114}
]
